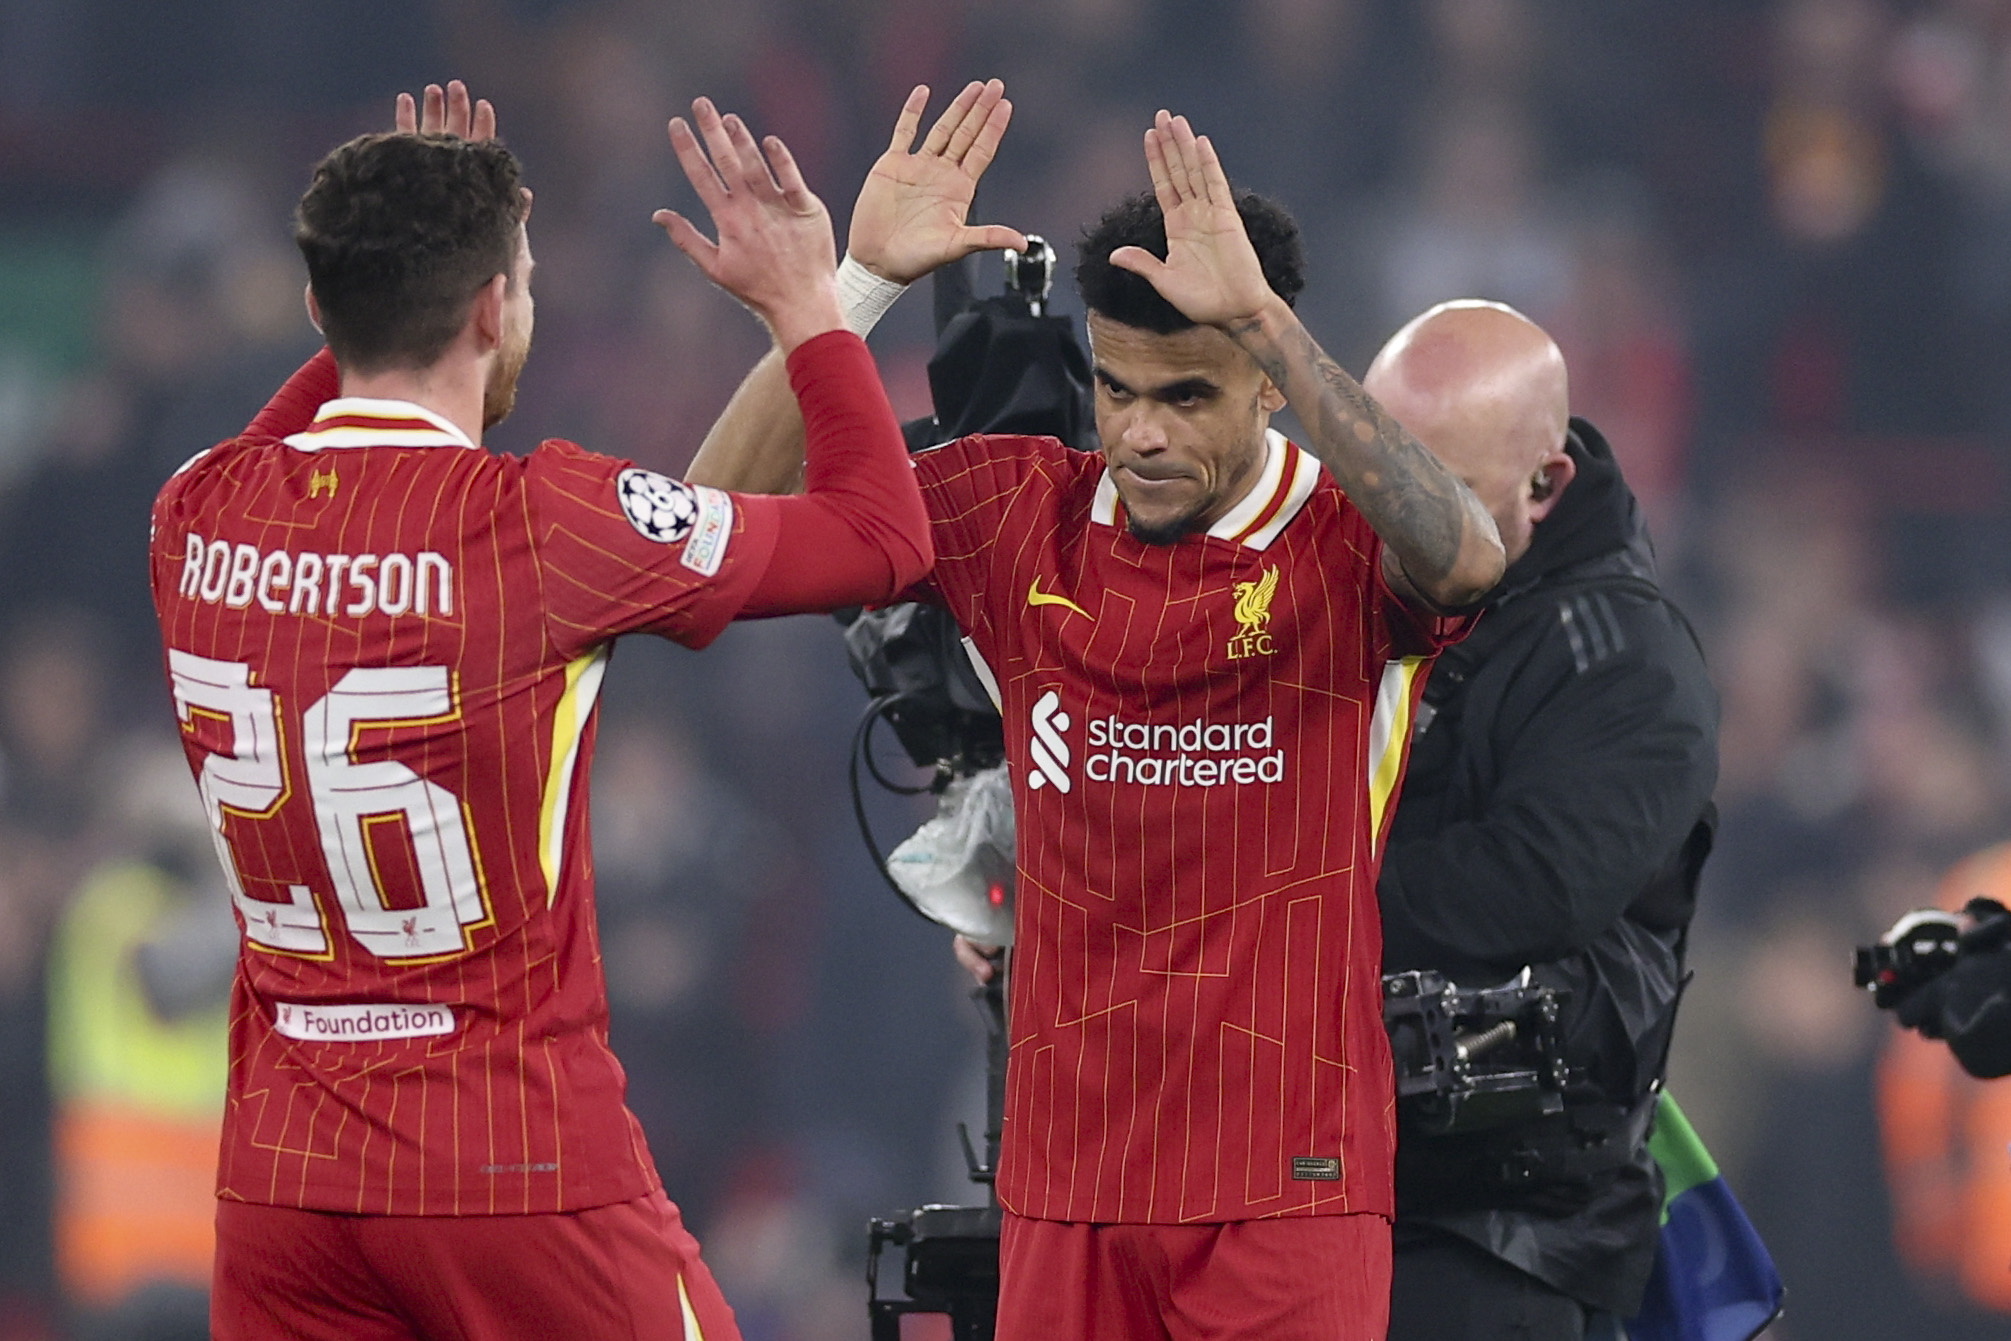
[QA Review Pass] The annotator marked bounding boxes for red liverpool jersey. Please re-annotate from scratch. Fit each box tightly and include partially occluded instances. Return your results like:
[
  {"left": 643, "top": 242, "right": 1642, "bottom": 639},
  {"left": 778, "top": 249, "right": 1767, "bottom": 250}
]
[
  {"left": 151, "top": 391, "right": 783, "bottom": 1217},
  {"left": 915, "top": 428, "right": 1470, "bottom": 1225}
]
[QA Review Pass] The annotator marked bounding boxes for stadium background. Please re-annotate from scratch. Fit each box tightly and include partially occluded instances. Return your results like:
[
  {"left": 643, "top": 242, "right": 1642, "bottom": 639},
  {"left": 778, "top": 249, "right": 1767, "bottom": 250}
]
[{"left": 2, "top": 0, "right": 2010, "bottom": 1337}]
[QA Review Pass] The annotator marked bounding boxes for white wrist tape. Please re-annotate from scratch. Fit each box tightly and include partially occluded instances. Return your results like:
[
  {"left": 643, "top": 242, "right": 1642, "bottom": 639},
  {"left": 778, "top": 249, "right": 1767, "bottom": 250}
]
[{"left": 836, "top": 254, "right": 909, "bottom": 336}]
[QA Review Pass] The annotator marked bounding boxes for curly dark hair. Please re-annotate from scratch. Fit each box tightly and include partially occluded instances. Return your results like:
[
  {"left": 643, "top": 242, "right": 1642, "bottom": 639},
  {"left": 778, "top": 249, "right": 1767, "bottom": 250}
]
[
  {"left": 295, "top": 132, "right": 527, "bottom": 372},
  {"left": 1074, "top": 189, "right": 1304, "bottom": 334}
]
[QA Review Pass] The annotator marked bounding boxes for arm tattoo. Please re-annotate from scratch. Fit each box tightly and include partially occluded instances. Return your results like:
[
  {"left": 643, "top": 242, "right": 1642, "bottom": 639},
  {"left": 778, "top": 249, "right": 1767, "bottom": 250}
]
[{"left": 1231, "top": 314, "right": 1482, "bottom": 595}]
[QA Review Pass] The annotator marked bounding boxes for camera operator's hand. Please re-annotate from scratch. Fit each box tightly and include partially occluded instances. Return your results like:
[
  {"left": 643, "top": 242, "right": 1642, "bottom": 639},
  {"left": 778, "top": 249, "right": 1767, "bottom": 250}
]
[
  {"left": 1893, "top": 966, "right": 1956, "bottom": 1036},
  {"left": 849, "top": 81, "right": 1026, "bottom": 285},
  {"left": 1898, "top": 948, "right": 2011, "bottom": 1078},
  {"left": 1873, "top": 901, "right": 2011, "bottom": 1078},
  {"left": 954, "top": 935, "right": 1001, "bottom": 985}
]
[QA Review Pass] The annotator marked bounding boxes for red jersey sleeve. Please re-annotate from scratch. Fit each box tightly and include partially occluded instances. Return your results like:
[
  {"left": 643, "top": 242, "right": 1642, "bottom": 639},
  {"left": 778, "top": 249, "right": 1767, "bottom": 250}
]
[
  {"left": 525, "top": 439, "right": 781, "bottom": 657},
  {"left": 906, "top": 433, "right": 1066, "bottom": 624},
  {"left": 737, "top": 330, "right": 933, "bottom": 616},
  {"left": 242, "top": 347, "right": 340, "bottom": 441},
  {"left": 1378, "top": 563, "right": 1479, "bottom": 656}
]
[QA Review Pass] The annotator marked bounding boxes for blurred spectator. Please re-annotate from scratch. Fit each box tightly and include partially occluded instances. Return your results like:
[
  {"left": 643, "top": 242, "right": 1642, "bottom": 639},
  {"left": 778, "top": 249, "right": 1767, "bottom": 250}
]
[
  {"left": 1729, "top": 891, "right": 1920, "bottom": 1341},
  {"left": 0, "top": 150, "right": 314, "bottom": 659},
  {"left": 1873, "top": 841, "right": 2011, "bottom": 1338},
  {"left": 1229, "top": 0, "right": 1390, "bottom": 199},
  {"left": 701, "top": 1152, "right": 863, "bottom": 1341},
  {"left": 0, "top": 374, "right": 149, "bottom": 658},
  {"left": 0, "top": 608, "right": 117, "bottom": 1339},
  {"left": 1547, "top": 189, "right": 1695, "bottom": 543},
  {"left": 48, "top": 745, "right": 230, "bottom": 1341},
  {"left": 1689, "top": 0, "right": 1975, "bottom": 485},
  {"left": 1426, "top": 0, "right": 1542, "bottom": 98},
  {"left": 100, "top": 150, "right": 319, "bottom": 485},
  {"left": 1361, "top": 93, "right": 1575, "bottom": 341},
  {"left": 591, "top": 708, "right": 780, "bottom": 1231},
  {"left": 1888, "top": 0, "right": 2011, "bottom": 434}
]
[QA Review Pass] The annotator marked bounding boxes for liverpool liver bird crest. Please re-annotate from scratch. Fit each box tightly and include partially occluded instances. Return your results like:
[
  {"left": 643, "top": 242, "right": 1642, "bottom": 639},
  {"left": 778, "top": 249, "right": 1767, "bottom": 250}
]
[{"left": 1228, "top": 566, "right": 1280, "bottom": 659}]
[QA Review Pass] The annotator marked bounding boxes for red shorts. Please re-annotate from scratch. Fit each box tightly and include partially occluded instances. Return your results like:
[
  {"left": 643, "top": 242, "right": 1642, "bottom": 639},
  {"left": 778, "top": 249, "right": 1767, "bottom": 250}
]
[
  {"left": 212, "top": 1189, "right": 738, "bottom": 1341},
  {"left": 997, "top": 1211, "right": 1392, "bottom": 1341}
]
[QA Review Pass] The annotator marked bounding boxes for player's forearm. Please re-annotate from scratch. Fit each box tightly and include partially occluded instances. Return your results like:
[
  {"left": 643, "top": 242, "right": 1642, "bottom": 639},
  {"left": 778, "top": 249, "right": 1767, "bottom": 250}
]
[
  {"left": 786, "top": 330, "right": 932, "bottom": 593},
  {"left": 687, "top": 255, "right": 915, "bottom": 494},
  {"left": 684, "top": 346, "right": 807, "bottom": 493},
  {"left": 1228, "top": 302, "right": 1504, "bottom": 610},
  {"left": 243, "top": 347, "right": 340, "bottom": 440}
]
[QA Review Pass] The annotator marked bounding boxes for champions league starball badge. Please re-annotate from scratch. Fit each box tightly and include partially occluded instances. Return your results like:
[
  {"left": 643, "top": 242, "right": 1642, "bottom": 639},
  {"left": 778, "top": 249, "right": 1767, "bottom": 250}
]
[{"left": 616, "top": 468, "right": 701, "bottom": 544}]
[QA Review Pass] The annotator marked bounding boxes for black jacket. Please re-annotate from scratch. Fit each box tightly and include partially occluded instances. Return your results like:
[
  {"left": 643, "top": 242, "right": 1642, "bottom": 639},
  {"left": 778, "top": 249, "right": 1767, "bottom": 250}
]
[{"left": 1379, "top": 419, "right": 1719, "bottom": 1315}]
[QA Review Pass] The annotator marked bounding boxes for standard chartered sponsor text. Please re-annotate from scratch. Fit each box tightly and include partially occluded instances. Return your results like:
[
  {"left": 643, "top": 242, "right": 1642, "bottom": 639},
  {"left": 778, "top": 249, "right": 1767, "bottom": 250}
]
[{"left": 1084, "top": 713, "right": 1287, "bottom": 786}]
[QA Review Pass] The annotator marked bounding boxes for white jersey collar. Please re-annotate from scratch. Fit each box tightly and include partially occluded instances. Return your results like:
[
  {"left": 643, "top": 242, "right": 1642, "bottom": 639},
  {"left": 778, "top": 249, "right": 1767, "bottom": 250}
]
[
  {"left": 1090, "top": 428, "right": 1321, "bottom": 552},
  {"left": 283, "top": 397, "right": 480, "bottom": 453}
]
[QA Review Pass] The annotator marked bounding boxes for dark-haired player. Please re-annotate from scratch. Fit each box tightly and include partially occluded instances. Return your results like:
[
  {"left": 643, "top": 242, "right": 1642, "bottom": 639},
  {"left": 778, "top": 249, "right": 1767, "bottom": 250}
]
[
  {"left": 693, "top": 105, "right": 1502, "bottom": 1339},
  {"left": 150, "top": 82, "right": 935, "bottom": 1340}
]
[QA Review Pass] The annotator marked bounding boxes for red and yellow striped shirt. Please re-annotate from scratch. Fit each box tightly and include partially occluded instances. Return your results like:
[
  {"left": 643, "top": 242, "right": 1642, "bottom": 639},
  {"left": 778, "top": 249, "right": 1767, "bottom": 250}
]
[
  {"left": 152, "top": 380, "right": 778, "bottom": 1216},
  {"left": 916, "top": 430, "right": 1470, "bottom": 1224}
]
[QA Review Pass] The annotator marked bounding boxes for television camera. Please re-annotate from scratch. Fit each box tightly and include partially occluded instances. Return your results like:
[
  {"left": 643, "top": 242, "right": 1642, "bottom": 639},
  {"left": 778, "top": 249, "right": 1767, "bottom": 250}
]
[{"left": 844, "top": 239, "right": 1092, "bottom": 1341}]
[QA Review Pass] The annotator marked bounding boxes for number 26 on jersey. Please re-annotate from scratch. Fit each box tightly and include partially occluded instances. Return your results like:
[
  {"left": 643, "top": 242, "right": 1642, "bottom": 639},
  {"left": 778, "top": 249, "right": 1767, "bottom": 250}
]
[{"left": 168, "top": 650, "right": 490, "bottom": 962}]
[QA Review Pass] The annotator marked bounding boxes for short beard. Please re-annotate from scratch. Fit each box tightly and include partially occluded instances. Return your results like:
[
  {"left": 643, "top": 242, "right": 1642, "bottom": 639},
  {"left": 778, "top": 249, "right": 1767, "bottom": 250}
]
[
  {"left": 1127, "top": 509, "right": 1206, "bottom": 546},
  {"left": 482, "top": 331, "right": 531, "bottom": 431}
]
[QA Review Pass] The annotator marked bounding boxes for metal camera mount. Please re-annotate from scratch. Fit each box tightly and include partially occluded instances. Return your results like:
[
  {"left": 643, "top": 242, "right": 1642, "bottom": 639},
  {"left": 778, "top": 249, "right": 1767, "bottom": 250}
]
[{"left": 1382, "top": 968, "right": 1572, "bottom": 1136}]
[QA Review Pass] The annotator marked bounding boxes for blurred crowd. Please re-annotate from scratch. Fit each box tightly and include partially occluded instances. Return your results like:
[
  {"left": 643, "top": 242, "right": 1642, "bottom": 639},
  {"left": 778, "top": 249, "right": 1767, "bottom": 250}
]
[{"left": 4, "top": 0, "right": 2011, "bottom": 1337}]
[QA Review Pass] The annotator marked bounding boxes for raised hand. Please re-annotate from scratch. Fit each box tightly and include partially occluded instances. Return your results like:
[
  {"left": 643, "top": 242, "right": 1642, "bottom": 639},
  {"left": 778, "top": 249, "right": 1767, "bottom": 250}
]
[
  {"left": 1108, "top": 110, "right": 1278, "bottom": 331},
  {"left": 653, "top": 98, "right": 844, "bottom": 352},
  {"left": 849, "top": 80, "right": 1025, "bottom": 284},
  {"left": 393, "top": 79, "right": 498, "bottom": 141}
]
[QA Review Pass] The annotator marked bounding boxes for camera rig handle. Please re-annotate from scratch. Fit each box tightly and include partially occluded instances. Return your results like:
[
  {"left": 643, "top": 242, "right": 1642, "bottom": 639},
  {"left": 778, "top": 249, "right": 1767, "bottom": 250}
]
[{"left": 955, "top": 965, "right": 1008, "bottom": 1191}]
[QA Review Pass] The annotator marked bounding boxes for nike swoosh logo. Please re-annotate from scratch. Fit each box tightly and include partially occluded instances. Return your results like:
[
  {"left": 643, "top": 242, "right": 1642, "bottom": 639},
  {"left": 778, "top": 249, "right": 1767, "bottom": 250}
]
[{"left": 1027, "top": 577, "right": 1093, "bottom": 620}]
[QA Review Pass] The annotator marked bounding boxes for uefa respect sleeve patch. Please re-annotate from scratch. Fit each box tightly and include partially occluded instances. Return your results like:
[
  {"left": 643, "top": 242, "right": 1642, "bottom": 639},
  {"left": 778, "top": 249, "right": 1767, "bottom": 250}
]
[
  {"left": 616, "top": 468, "right": 701, "bottom": 543},
  {"left": 679, "top": 486, "right": 734, "bottom": 577}
]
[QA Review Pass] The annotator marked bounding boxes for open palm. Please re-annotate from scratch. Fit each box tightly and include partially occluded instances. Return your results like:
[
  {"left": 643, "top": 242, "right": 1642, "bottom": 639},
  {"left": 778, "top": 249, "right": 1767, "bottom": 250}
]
[
  {"left": 849, "top": 81, "right": 1025, "bottom": 284},
  {"left": 1110, "top": 111, "right": 1277, "bottom": 329},
  {"left": 652, "top": 98, "right": 842, "bottom": 349}
]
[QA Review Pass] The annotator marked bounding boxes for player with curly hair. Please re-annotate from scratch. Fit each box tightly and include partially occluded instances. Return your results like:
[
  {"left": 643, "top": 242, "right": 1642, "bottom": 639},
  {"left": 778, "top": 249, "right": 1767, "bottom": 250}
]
[{"left": 692, "top": 101, "right": 1505, "bottom": 1340}]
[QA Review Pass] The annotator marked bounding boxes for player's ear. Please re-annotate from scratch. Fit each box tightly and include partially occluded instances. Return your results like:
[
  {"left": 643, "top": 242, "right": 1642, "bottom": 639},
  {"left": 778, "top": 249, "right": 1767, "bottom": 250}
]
[
  {"left": 304, "top": 284, "right": 324, "bottom": 334},
  {"left": 1527, "top": 450, "right": 1576, "bottom": 522},
  {"left": 469, "top": 272, "right": 509, "bottom": 354},
  {"left": 1257, "top": 373, "right": 1287, "bottom": 416}
]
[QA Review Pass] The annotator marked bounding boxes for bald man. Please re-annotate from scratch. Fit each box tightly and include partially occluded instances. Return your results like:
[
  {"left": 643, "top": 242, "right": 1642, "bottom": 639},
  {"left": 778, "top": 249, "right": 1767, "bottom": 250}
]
[
  {"left": 1365, "top": 302, "right": 1719, "bottom": 1341},
  {"left": 1362, "top": 302, "right": 1575, "bottom": 572}
]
